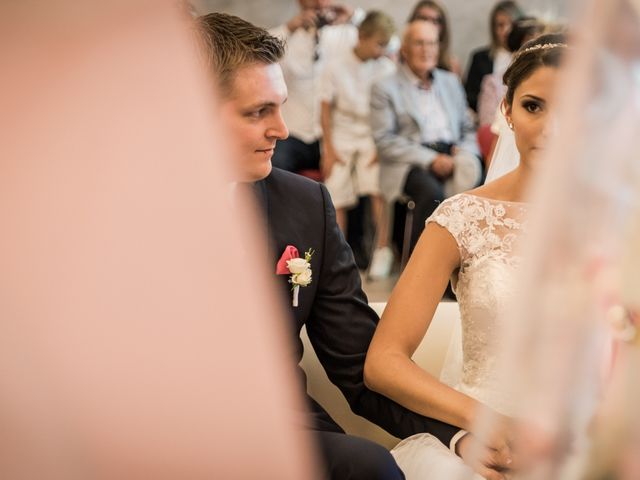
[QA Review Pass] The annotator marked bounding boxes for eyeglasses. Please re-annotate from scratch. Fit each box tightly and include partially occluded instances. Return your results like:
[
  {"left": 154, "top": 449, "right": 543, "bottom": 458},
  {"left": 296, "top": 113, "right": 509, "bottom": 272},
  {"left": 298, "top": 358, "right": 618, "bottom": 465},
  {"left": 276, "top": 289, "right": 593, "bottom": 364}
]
[
  {"left": 410, "top": 39, "right": 440, "bottom": 48},
  {"left": 416, "top": 14, "right": 442, "bottom": 25}
]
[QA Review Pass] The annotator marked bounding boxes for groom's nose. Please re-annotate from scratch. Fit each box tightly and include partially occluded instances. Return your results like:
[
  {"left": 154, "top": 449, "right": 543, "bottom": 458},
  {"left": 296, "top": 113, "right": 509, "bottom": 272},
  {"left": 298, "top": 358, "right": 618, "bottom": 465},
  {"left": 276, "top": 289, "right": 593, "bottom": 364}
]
[{"left": 266, "top": 110, "right": 289, "bottom": 141}]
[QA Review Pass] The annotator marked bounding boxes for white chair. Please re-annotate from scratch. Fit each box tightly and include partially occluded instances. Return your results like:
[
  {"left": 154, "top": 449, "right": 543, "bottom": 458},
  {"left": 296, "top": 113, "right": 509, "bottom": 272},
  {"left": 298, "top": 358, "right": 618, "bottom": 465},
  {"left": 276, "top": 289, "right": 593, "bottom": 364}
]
[{"left": 299, "top": 301, "right": 461, "bottom": 449}]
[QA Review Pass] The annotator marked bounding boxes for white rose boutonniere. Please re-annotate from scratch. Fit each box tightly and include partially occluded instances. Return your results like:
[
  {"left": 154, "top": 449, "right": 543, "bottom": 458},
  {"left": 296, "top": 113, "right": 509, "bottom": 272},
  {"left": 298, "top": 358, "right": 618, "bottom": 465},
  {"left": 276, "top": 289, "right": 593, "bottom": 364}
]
[{"left": 276, "top": 245, "right": 314, "bottom": 307}]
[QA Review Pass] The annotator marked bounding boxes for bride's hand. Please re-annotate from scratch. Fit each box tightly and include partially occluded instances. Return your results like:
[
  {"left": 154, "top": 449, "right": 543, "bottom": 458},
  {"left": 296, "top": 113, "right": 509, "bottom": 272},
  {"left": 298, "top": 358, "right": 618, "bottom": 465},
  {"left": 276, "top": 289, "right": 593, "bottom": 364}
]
[
  {"left": 482, "top": 413, "right": 515, "bottom": 455},
  {"left": 456, "top": 411, "right": 517, "bottom": 480},
  {"left": 456, "top": 432, "right": 513, "bottom": 480}
]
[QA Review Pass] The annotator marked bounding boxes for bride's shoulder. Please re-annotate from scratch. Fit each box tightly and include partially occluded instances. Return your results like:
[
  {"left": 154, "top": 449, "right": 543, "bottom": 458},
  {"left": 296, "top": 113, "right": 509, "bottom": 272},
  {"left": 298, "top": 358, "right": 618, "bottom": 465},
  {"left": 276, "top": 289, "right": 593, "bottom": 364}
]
[
  {"left": 427, "top": 193, "right": 486, "bottom": 234},
  {"left": 431, "top": 191, "right": 491, "bottom": 215},
  {"left": 466, "top": 171, "right": 525, "bottom": 204}
]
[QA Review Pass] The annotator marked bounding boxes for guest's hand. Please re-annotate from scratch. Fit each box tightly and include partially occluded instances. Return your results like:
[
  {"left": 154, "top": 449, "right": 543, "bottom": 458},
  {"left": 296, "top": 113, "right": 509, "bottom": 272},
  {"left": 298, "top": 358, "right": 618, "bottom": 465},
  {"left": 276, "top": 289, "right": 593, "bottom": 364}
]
[
  {"left": 457, "top": 432, "right": 514, "bottom": 480},
  {"left": 330, "top": 4, "right": 354, "bottom": 25},
  {"left": 430, "top": 154, "right": 455, "bottom": 179},
  {"left": 321, "top": 145, "right": 344, "bottom": 179},
  {"left": 286, "top": 8, "right": 319, "bottom": 32}
]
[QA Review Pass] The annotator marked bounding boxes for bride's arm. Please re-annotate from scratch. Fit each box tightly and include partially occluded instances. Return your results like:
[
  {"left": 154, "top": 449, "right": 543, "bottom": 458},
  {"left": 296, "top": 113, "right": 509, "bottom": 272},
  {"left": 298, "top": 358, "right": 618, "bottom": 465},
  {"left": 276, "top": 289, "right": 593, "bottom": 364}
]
[{"left": 364, "top": 222, "right": 480, "bottom": 432}]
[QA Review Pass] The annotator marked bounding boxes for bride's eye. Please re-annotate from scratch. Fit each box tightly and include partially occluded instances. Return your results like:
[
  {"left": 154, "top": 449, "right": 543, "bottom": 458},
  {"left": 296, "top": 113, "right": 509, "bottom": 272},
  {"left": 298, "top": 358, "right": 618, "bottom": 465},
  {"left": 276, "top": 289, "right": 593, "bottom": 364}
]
[{"left": 522, "top": 100, "right": 542, "bottom": 113}]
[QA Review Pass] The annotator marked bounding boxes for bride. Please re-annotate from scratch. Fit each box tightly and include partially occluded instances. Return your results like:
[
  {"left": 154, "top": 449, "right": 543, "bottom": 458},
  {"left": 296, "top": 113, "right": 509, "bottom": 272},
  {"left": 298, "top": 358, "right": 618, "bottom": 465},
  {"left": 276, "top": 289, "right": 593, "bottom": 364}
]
[{"left": 364, "top": 33, "right": 567, "bottom": 480}]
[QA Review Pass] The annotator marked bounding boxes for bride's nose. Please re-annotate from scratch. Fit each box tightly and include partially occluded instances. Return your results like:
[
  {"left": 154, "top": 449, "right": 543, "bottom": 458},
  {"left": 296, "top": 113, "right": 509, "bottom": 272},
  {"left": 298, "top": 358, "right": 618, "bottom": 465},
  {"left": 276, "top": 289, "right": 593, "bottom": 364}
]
[{"left": 541, "top": 112, "right": 559, "bottom": 139}]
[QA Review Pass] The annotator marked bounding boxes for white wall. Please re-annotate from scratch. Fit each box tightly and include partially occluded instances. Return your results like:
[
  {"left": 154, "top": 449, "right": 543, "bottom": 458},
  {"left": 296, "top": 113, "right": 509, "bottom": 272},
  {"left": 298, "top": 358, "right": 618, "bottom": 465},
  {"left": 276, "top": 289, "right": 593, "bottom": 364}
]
[{"left": 196, "top": 0, "right": 568, "bottom": 74}]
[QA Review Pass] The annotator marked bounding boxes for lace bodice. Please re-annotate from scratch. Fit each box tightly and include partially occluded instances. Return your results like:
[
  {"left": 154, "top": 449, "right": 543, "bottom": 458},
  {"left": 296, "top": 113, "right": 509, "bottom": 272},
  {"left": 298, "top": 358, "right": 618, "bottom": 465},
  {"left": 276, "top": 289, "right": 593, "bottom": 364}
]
[{"left": 427, "top": 193, "right": 528, "bottom": 414}]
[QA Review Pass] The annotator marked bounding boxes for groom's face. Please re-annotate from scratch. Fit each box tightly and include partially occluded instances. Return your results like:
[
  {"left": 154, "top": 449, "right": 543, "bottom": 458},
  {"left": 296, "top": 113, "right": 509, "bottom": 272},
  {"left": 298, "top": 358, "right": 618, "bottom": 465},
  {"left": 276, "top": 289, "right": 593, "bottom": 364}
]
[{"left": 219, "top": 62, "right": 289, "bottom": 182}]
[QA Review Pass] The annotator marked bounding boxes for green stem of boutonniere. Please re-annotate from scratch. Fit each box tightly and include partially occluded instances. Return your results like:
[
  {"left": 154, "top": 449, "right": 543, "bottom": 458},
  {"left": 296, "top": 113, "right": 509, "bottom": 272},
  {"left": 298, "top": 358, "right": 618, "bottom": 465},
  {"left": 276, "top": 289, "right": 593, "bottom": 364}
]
[{"left": 304, "top": 248, "right": 314, "bottom": 263}]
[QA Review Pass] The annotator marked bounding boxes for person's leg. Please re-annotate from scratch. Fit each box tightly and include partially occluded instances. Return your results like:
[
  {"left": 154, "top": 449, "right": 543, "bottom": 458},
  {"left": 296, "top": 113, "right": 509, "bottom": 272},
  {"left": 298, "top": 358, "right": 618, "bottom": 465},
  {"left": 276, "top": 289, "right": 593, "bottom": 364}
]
[
  {"left": 353, "top": 145, "right": 392, "bottom": 277},
  {"left": 338, "top": 146, "right": 367, "bottom": 266},
  {"left": 370, "top": 194, "right": 388, "bottom": 249},
  {"left": 323, "top": 147, "right": 357, "bottom": 237},
  {"left": 306, "top": 139, "right": 322, "bottom": 171},
  {"left": 315, "top": 430, "right": 405, "bottom": 480},
  {"left": 353, "top": 146, "right": 387, "bottom": 249},
  {"left": 402, "top": 166, "right": 445, "bottom": 254},
  {"left": 446, "top": 152, "right": 482, "bottom": 197},
  {"left": 367, "top": 193, "right": 394, "bottom": 279},
  {"left": 272, "top": 136, "right": 321, "bottom": 173}
]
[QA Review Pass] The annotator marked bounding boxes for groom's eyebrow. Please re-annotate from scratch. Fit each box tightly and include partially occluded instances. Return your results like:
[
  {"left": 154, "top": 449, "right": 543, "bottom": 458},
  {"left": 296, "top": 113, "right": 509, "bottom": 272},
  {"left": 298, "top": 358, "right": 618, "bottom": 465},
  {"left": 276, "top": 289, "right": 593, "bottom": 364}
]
[{"left": 246, "top": 97, "right": 288, "bottom": 110}]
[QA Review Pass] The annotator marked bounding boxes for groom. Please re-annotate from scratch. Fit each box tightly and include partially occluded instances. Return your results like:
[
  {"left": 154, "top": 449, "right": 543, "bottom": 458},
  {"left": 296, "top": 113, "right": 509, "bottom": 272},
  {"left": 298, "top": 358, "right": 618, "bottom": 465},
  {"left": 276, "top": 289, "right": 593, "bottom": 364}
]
[{"left": 197, "top": 12, "right": 510, "bottom": 480}]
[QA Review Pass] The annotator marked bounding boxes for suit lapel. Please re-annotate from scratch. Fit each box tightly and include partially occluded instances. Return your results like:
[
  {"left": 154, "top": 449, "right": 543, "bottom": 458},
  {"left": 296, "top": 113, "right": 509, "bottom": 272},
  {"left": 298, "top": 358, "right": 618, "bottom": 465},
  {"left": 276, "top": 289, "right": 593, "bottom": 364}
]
[
  {"left": 256, "top": 175, "right": 307, "bottom": 320},
  {"left": 253, "top": 179, "right": 276, "bottom": 254},
  {"left": 398, "top": 68, "right": 427, "bottom": 133}
]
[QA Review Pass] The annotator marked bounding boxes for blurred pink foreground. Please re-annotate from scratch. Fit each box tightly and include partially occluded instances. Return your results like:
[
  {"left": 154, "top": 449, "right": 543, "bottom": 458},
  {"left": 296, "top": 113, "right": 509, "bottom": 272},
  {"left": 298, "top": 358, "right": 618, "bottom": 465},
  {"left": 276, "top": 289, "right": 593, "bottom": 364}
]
[{"left": 0, "top": 1, "right": 315, "bottom": 478}]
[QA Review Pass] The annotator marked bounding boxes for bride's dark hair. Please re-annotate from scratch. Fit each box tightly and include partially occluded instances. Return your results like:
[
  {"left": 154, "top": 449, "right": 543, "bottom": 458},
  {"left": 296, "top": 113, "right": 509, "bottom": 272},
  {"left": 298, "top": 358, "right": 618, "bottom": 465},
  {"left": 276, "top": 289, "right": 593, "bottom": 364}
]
[{"left": 503, "top": 33, "right": 567, "bottom": 106}]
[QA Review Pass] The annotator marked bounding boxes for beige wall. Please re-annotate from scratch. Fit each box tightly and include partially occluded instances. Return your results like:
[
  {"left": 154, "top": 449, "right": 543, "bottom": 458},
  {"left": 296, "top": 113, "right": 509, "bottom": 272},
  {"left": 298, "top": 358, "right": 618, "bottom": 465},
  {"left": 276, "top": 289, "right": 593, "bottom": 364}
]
[{"left": 196, "top": 0, "right": 568, "bottom": 74}]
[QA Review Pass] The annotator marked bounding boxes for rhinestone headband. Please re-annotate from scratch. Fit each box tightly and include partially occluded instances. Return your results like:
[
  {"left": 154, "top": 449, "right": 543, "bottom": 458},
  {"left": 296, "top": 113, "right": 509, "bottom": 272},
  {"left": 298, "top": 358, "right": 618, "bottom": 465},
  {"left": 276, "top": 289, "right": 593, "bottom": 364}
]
[{"left": 519, "top": 42, "right": 567, "bottom": 55}]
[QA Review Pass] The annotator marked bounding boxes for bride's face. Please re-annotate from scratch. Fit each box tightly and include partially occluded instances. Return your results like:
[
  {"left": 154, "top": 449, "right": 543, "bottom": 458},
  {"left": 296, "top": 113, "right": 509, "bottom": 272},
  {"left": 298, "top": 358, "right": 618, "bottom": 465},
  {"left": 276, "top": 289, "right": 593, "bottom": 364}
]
[{"left": 504, "top": 66, "right": 560, "bottom": 167}]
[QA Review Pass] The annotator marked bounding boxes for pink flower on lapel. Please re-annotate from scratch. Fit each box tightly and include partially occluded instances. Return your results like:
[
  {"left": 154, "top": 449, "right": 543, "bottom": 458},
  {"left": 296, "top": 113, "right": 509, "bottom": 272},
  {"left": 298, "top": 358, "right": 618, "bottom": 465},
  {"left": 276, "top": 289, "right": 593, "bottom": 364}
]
[{"left": 276, "top": 245, "right": 299, "bottom": 275}]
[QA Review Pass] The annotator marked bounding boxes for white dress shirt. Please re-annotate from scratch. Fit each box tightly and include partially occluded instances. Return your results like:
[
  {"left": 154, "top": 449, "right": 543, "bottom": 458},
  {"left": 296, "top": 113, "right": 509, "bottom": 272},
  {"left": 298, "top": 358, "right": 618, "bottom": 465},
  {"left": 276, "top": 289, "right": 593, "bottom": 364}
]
[
  {"left": 270, "top": 13, "right": 363, "bottom": 144},
  {"left": 402, "top": 65, "right": 454, "bottom": 144},
  {"left": 319, "top": 49, "right": 395, "bottom": 147}
]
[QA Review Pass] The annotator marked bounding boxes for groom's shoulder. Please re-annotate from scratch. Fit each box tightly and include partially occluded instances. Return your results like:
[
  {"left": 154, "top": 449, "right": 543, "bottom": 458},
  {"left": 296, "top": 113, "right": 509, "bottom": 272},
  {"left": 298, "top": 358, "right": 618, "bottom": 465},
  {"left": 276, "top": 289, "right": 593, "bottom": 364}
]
[{"left": 264, "top": 167, "right": 325, "bottom": 202}]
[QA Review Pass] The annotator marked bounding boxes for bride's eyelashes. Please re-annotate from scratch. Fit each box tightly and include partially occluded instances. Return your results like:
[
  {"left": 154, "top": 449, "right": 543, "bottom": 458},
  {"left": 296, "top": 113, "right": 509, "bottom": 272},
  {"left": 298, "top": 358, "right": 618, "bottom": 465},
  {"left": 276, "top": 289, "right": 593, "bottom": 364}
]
[{"left": 520, "top": 97, "right": 544, "bottom": 114}]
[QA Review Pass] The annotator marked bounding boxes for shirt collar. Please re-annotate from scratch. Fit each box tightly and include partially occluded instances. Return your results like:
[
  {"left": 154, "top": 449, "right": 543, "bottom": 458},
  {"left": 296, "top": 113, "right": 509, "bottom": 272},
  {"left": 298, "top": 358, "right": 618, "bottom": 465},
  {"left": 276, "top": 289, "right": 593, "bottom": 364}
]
[{"left": 402, "top": 64, "right": 434, "bottom": 89}]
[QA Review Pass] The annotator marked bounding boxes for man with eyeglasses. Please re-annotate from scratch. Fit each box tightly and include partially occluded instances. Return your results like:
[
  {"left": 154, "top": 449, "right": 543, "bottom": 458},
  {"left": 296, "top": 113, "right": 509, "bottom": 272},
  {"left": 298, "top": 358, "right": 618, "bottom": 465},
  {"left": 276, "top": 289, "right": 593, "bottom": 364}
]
[
  {"left": 407, "top": 0, "right": 462, "bottom": 75},
  {"left": 370, "top": 19, "right": 481, "bottom": 256}
]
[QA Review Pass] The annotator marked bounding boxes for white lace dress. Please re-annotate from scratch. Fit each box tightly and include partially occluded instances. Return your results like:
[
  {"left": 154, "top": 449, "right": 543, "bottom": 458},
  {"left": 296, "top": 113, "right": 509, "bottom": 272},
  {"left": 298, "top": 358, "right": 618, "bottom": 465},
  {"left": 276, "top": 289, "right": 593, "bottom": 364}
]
[{"left": 391, "top": 193, "right": 528, "bottom": 480}]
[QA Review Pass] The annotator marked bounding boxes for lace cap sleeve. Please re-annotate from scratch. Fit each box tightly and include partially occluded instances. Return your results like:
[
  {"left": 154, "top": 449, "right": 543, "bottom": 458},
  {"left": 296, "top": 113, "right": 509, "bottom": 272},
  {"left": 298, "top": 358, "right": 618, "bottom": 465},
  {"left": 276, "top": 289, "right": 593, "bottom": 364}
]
[
  {"left": 427, "top": 193, "right": 527, "bottom": 267},
  {"left": 426, "top": 194, "right": 472, "bottom": 258}
]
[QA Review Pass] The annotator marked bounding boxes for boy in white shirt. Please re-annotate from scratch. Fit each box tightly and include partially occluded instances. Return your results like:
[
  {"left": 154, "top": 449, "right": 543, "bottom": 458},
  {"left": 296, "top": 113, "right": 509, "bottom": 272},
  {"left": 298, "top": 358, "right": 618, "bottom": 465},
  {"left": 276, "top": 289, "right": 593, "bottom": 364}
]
[{"left": 319, "top": 11, "right": 396, "bottom": 279}]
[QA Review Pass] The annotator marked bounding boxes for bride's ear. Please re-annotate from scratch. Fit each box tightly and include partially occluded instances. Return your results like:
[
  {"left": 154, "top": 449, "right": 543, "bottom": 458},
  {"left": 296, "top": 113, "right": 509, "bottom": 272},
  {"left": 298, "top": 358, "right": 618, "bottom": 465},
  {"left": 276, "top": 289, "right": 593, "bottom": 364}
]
[{"left": 501, "top": 98, "right": 513, "bottom": 130}]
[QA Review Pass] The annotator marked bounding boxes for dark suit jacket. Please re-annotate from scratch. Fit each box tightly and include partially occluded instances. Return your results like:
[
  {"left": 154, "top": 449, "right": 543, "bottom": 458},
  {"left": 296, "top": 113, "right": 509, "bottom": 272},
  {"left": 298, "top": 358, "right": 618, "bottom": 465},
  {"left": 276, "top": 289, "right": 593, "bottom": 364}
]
[
  {"left": 254, "top": 167, "right": 460, "bottom": 445},
  {"left": 464, "top": 47, "right": 493, "bottom": 112}
]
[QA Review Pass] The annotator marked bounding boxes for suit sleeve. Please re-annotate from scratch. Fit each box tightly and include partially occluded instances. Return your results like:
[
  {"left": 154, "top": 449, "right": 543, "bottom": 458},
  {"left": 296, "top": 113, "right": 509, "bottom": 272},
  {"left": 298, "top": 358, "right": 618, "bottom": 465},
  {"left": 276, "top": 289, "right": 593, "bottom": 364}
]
[{"left": 305, "top": 182, "right": 461, "bottom": 445}]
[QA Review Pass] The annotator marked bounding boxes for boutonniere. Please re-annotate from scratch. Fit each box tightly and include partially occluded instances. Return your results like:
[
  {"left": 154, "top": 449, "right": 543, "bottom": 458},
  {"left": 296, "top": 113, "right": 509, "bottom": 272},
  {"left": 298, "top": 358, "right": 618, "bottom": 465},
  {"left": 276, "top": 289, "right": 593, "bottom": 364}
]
[{"left": 276, "top": 245, "right": 314, "bottom": 307}]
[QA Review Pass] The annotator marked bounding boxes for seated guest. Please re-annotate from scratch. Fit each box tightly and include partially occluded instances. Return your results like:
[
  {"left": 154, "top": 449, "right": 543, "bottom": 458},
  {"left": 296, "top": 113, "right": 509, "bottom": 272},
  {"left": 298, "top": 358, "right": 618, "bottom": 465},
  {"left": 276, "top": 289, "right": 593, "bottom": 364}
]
[
  {"left": 197, "top": 12, "right": 469, "bottom": 480},
  {"left": 407, "top": 0, "right": 462, "bottom": 77},
  {"left": 464, "top": 0, "right": 524, "bottom": 113},
  {"left": 370, "top": 19, "right": 481, "bottom": 255},
  {"left": 319, "top": 10, "right": 396, "bottom": 280},
  {"left": 270, "top": 0, "right": 370, "bottom": 268},
  {"left": 268, "top": 0, "right": 362, "bottom": 174},
  {"left": 505, "top": 16, "right": 545, "bottom": 53}
]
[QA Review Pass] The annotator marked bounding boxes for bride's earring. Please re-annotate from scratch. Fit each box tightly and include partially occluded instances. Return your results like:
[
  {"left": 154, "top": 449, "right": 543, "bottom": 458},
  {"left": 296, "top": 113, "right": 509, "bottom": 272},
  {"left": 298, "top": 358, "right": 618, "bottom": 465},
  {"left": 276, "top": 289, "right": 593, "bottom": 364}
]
[{"left": 508, "top": 121, "right": 514, "bottom": 130}]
